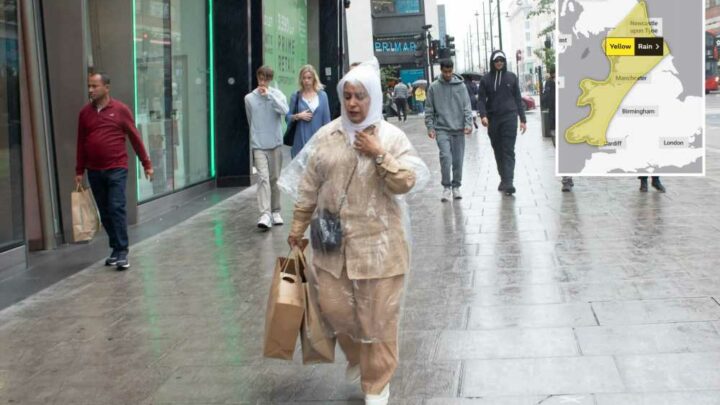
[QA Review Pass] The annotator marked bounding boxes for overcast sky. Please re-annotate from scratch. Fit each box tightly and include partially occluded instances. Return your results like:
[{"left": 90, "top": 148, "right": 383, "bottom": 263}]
[{"left": 437, "top": 0, "right": 513, "bottom": 72}]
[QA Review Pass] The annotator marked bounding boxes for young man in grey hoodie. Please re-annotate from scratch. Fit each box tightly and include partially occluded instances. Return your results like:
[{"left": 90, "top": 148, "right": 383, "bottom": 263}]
[
  {"left": 244, "top": 65, "right": 289, "bottom": 229},
  {"left": 477, "top": 50, "right": 527, "bottom": 196},
  {"left": 425, "top": 59, "right": 473, "bottom": 202}
]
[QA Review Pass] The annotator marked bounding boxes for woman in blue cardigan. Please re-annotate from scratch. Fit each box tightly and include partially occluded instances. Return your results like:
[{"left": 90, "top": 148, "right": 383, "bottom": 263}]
[{"left": 286, "top": 65, "right": 332, "bottom": 158}]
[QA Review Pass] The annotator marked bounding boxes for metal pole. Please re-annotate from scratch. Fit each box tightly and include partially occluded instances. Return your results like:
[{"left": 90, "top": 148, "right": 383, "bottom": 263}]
[
  {"left": 426, "top": 30, "right": 431, "bottom": 82},
  {"left": 483, "top": 2, "right": 489, "bottom": 71},
  {"left": 466, "top": 33, "right": 471, "bottom": 71},
  {"left": 428, "top": 32, "right": 435, "bottom": 80},
  {"left": 475, "top": 11, "right": 482, "bottom": 72},
  {"left": 464, "top": 36, "right": 468, "bottom": 71},
  {"left": 469, "top": 28, "right": 474, "bottom": 72},
  {"left": 488, "top": 0, "right": 494, "bottom": 52},
  {"left": 497, "top": 0, "right": 503, "bottom": 50}
]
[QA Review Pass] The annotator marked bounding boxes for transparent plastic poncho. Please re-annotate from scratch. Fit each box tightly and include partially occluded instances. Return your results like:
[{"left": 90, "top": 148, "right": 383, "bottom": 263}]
[{"left": 279, "top": 117, "right": 429, "bottom": 344}]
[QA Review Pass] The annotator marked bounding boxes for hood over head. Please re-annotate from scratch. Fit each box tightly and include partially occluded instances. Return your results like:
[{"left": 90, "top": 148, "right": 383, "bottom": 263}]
[
  {"left": 337, "top": 57, "right": 383, "bottom": 142},
  {"left": 489, "top": 50, "right": 509, "bottom": 91},
  {"left": 489, "top": 50, "right": 508, "bottom": 73}
]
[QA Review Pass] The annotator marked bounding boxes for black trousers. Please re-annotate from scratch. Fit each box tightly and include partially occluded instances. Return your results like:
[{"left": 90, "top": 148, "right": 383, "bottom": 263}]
[
  {"left": 88, "top": 168, "right": 129, "bottom": 253},
  {"left": 487, "top": 116, "right": 518, "bottom": 185},
  {"left": 394, "top": 98, "right": 407, "bottom": 120}
]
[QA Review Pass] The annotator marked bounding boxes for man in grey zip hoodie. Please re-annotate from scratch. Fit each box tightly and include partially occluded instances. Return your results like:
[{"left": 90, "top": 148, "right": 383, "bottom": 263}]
[
  {"left": 244, "top": 65, "right": 289, "bottom": 229},
  {"left": 425, "top": 59, "right": 473, "bottom": 202},
  {"left": 477, "top": 50, "right": 527, "bottom": 196}
]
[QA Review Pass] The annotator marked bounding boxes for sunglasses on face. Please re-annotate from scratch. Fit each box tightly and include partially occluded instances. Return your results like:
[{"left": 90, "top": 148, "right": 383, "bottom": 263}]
[{"left": 494, "top": 59, "right": 506, "bottom": 63}]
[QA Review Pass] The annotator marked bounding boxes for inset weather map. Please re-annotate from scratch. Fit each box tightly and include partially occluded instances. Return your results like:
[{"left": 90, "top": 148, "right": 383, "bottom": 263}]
[{"left": 557, "top": 0, "right": 705, "bottom": 176}]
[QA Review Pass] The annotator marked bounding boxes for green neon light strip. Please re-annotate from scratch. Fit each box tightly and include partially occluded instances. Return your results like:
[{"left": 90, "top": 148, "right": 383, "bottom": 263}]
[
  {"left": 208, "top": 0, "right": 216, "bottom": 178},
  {"left": 132, "top": 0, "right": 140, "bottom": 199}
]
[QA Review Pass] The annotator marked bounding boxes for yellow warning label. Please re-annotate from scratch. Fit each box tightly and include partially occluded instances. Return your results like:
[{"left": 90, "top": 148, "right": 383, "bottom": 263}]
[{"left": 605, "top": 38, "right": 635, "bottom": 56}]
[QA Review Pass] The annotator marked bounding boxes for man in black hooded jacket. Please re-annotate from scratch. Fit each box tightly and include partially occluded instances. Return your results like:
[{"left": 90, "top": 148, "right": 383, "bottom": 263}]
[{"left": 477, "top": 50, "right": 528, "bottom": 195}]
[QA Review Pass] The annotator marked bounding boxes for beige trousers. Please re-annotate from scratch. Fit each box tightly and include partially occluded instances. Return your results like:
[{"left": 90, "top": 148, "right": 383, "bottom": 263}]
[
  {"left": 253, "top": 147, "right": 282, "bottom": 215},
  {"left": 314, "top": 268, "right": 405, "bottom": 395}
]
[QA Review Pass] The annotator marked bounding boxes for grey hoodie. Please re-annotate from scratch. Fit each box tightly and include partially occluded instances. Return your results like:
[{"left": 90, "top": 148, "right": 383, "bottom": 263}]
[
  {"left": 244, "top": 87, "right": 289, "bottom": 150},
  {"left": 424, "top": 73, "right": 473, "bottom": 133}
]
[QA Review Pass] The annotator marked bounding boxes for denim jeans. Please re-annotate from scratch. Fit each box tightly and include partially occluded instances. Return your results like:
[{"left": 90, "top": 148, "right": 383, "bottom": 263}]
[
  {"left": 436, "top": 130, "right": 465, "bottom": 188},
  {"left": 487, "top": 116, "right": 519, "bottom": 185},
  {"left": 87, "top": 168, "right": 129, "bottom": 253}
]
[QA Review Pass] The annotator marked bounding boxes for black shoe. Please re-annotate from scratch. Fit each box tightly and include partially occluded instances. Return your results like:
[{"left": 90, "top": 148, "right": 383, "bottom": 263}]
[
  {"left": 504, "top": 185, "right": 516, "bottom": 196},
  {"left": 639, "top": 180, "right": 648, "bottom": 192},
  {"left": 105, "top": 251, "right": 119, "bottom": 266},
  {"left": 403, "top": 117, "right": 407, "bottom": 122},
  {"left": 497, "top": 181, "right": 505, "bottom": 191},
  {"left": 116, "top": 252, "right": 130, "bottom": 271},
  {"left": 651, "top": 179, "right": 666, "bottom": 193}
]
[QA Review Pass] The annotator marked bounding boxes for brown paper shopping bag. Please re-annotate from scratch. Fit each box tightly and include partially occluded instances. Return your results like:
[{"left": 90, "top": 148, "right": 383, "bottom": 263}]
[
  {"left": 71, "top": 185, "right": 100, "bottom": 242},
  {"left": 263, "top": 246, "right": 307, "bottom": 360},
  {"left": 300, "top": 277, "right": 336, "bottom": 364}
]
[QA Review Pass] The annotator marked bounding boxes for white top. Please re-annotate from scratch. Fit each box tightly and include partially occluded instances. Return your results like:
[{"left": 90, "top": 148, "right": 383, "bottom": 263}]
[{"left": 303, "top": 95, "right": 319, "bottom": 112}]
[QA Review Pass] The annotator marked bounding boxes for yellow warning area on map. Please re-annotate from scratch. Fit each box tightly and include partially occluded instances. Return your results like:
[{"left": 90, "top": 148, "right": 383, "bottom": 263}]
[{"left": 565, "top": 1, "right": 669, "bottom": 146}]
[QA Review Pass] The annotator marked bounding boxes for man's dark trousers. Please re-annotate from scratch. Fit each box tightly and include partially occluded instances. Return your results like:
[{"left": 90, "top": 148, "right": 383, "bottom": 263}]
[
  {"left": 395, "top": 98, "right": 407, "bottom": 121},
  {"left": 87, "top": 168, "right": 129, "bottom": 253},
  {"left": 488, "top": 114, "right": 518, "bottom": 186}
]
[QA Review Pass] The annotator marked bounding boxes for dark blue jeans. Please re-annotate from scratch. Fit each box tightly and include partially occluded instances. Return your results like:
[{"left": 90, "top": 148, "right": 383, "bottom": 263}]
[
  {"left": 488, "top": 116, "right": 519, "bottom": 185},
  {"left": 87, "top": 168, "right": 128, "bottom": 253}
]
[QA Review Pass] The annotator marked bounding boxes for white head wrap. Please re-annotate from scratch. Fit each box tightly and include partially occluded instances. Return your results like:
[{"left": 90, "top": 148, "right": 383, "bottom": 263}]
[{"left": 337, "top": 57, "right": 383, "bottom": 143}]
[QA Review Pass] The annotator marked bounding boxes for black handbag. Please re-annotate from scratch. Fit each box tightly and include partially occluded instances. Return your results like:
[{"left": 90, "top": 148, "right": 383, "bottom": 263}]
[
  {"left": 310, "top": 159, "right": 358, "bottom": 252},
  {"left": 283, "top": 92, "right": 301, "bottom": 147}
]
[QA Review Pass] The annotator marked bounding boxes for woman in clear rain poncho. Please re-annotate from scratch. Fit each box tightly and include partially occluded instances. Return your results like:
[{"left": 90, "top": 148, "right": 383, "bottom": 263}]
[{"left": 281, "top": 58, "right": 429, "bottom": 404}]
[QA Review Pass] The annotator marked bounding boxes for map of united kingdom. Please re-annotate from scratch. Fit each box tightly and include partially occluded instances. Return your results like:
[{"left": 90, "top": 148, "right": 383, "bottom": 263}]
[
  {"left": 565, "top": 1, "right": 668, "bottom": 146},
  {"left": 557, "top": 0, "right": 704, "bottom": 176}
]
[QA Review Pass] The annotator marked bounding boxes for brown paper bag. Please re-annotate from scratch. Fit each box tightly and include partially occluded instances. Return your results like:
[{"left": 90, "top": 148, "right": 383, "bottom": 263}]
[
  {"left": 263, "top": 246, "right": 307, "bottom": 360},
  {"left": 300, "top": 278, "right": 336, "bottom": 364},
  {"left": 71, "top": 185, "right": 100, "bottom": 242}
]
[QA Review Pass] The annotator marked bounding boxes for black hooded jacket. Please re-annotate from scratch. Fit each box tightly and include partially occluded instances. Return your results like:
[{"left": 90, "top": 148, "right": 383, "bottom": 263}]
[{"left": 477, "top": 50, "right": 527, "bottom": 123}]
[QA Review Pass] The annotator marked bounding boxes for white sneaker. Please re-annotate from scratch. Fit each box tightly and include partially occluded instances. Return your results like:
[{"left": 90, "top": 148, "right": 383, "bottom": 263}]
[
  {"left": 452, "top": 187, "right": 462, "bottom": 199},
  {"left": 365, "top": 384, "right": 389, "bottom": 405},
  {"left": 345, "top": 363, "right": 361, "bottom": 383},
  {"left": 272, "top": 212, "right": 284, "bottom": 225},
  {"left": 441, "top": 188, "right": 452, "bottom": 202},
  {"left": 257, "top": 213, "right": 272, "bottom": 229}
]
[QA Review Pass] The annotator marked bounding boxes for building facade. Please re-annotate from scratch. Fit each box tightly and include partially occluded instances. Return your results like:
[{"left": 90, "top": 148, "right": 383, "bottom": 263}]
[
  {"left": 438, "top": 4, "right": 446, "bottom": 47},
  {"left": 371, "top": 0, "right": 438, "bottom": 83},
  {"left": 0, "top": 0, "right": 347, "bottom": 271},
  {"left": 506, "top": 0, "right": 553, "bottom": 93},
  {"left": 708, "top": 0, "right": 720, "bottom": 33}
]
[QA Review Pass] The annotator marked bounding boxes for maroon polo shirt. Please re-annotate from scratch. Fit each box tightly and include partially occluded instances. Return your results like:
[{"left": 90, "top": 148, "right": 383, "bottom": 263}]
[{"left": 75, "top": 98, "right": 152, "bottom": 176}]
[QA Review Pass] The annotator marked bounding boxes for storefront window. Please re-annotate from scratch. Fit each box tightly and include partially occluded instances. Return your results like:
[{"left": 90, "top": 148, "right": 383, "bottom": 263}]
[
  {"left": 0, "top": 0, "right": 23, "bottom": 252},
  {"left": 262, "top": 0, "right": 308, "bottom": 98},
  {"left": 134, "top": 0, "right": 211, "bottom": 201}
]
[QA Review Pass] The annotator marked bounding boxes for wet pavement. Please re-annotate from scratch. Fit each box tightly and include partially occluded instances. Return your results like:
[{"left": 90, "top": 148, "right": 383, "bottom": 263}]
[{"left": 2, "top": 108, "right": 720, "bottom": 404}]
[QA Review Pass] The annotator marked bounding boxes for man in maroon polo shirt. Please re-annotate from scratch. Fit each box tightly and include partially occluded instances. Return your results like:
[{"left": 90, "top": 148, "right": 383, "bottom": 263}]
[{"left": 75, "top": 72, "right": 153, "bottom": 270}]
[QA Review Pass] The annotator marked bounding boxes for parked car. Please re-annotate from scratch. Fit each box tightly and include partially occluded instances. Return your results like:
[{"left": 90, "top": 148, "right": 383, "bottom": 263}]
[{"left": 521, "top": 95, "right": 536, "bottom": 111}]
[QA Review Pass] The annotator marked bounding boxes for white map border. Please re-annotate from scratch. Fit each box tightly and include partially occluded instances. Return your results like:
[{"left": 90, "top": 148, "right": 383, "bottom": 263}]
[{"left": 555, "top": 0, "right": 706, "bottom": 177}]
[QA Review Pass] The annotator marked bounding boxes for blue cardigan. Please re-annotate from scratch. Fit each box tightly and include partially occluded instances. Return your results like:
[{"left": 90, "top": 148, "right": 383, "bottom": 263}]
[{"left": 285, "top": 90, "right": 332, "bottom": 158}]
